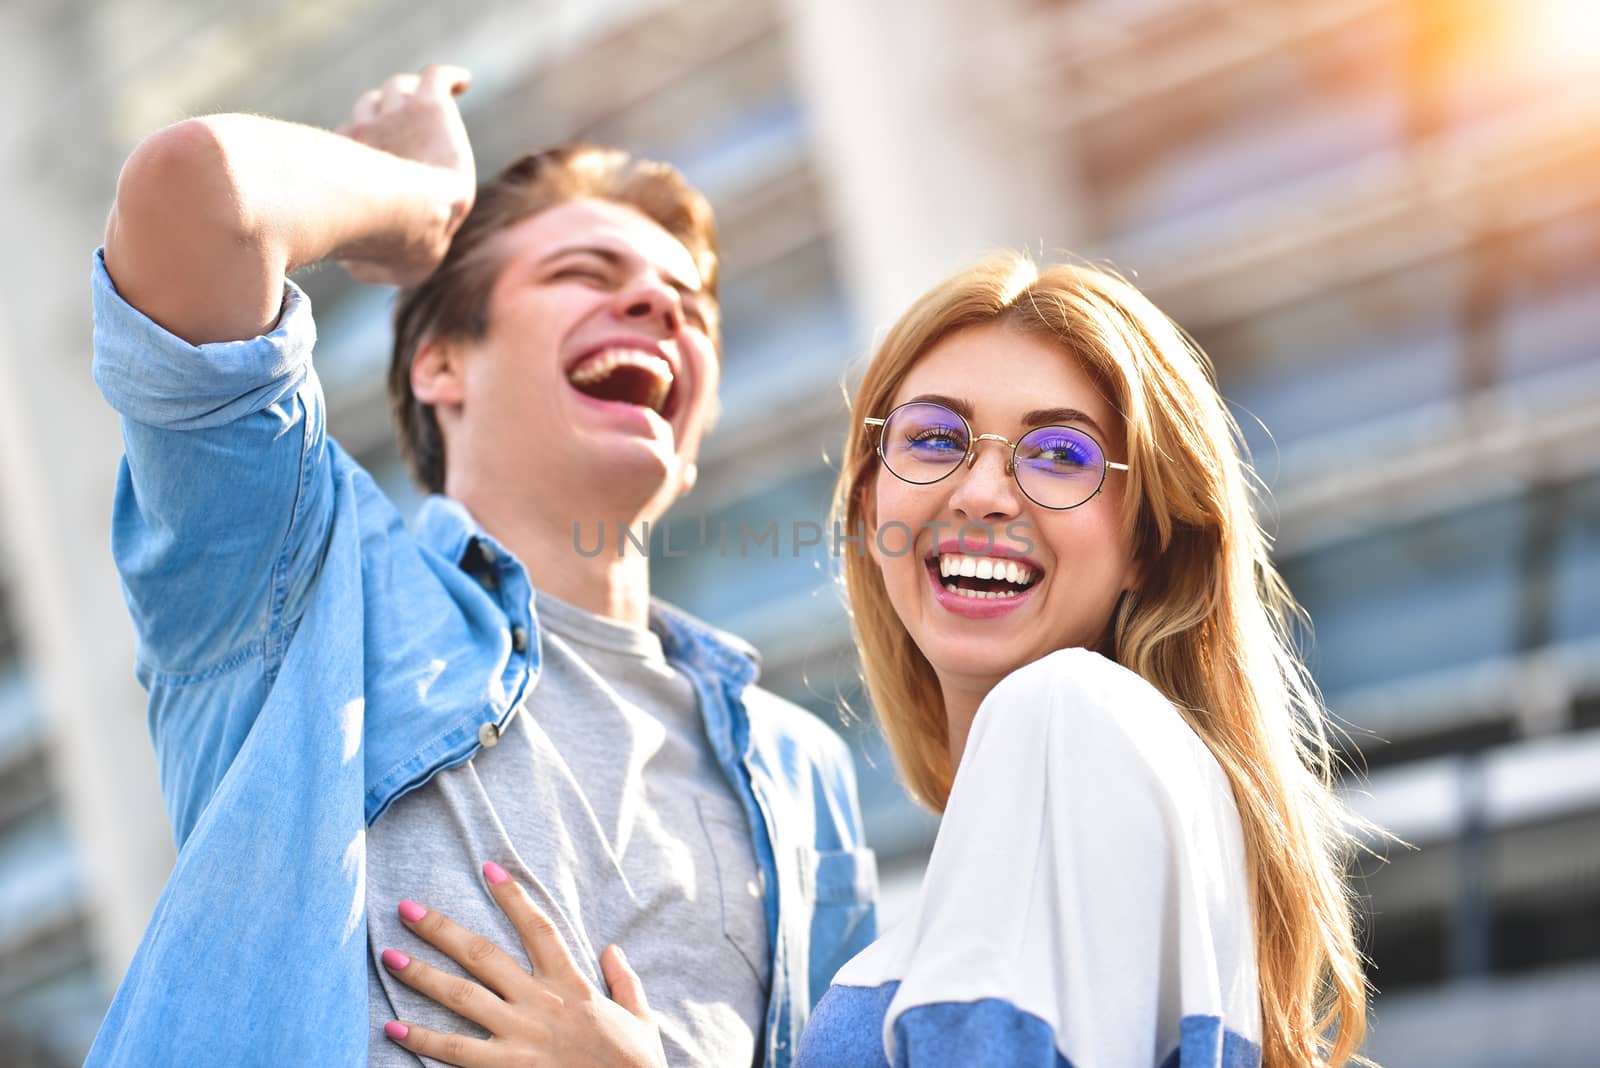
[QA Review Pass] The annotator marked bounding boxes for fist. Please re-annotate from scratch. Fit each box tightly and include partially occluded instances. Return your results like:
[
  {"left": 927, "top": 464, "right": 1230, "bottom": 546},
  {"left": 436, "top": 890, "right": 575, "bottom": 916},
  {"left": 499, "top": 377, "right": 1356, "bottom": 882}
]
[{"left": 335, "top": 65, "right": 476, "bottom": 287}]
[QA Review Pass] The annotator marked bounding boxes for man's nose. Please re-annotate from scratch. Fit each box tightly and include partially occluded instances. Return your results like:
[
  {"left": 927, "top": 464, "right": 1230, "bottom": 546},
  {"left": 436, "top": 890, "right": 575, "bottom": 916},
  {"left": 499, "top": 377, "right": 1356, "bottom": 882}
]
[{"left": 614, "top": 274, "right": 680, "bottom": 334}]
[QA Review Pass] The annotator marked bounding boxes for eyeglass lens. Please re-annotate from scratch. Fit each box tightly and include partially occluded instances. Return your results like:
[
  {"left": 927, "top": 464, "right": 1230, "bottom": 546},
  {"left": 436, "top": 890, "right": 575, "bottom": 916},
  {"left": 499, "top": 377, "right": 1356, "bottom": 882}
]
[{"left": 879, "top": 402, "right": 1107, "bottom": 509}]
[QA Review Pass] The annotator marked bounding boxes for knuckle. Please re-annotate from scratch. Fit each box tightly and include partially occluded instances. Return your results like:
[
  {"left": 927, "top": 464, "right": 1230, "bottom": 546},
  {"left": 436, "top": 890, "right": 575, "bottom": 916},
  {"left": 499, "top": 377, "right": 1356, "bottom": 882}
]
[
  {"left": 441, "top": 1033, "right": 470, "bottom": 1061},
  {"left": 524, "top": 909, "right": 558, "bottom": 939},
  {"left": 443, "top": 976, "right": 478, "bottom": 1011},
  {"left": 464, "top": 934, "right": 499, "bottom": 965}
]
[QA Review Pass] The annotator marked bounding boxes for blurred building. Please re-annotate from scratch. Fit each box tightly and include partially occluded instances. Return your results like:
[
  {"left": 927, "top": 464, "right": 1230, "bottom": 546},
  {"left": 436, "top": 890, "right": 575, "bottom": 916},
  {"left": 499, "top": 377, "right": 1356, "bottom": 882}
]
[{"left": 0, "top": 0, "right": 1595, "bottom": 1064}]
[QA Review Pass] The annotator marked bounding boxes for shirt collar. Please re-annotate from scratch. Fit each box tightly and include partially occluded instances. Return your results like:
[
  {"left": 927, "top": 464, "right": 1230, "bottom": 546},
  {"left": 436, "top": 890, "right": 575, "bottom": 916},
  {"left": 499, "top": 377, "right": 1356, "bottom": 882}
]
[
  {"left": 413, "top": 494, "right": 761, "bottom": 686},
  {"left": 650, "top": 598, "right": 761, "bottom": 688},
  {"left": 413, "top": 494, "right": 489, "bottom": 567}
]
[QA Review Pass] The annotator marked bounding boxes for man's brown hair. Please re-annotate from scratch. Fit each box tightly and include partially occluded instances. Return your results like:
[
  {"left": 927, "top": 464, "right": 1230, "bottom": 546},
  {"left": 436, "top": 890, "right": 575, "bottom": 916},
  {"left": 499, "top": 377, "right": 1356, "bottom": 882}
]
[{"left": 388, "top": 145, "right": 720, "bottom": 494}]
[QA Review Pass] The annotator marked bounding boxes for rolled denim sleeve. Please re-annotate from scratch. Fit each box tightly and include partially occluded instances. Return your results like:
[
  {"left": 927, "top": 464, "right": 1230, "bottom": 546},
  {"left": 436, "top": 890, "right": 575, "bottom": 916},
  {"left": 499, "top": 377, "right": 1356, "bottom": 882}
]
[
  {"left": 92, "top": 248, "right": 333, "bottom": 681},
  {"left": 92, "top": 249, "right": 314, "bottom": 430}
]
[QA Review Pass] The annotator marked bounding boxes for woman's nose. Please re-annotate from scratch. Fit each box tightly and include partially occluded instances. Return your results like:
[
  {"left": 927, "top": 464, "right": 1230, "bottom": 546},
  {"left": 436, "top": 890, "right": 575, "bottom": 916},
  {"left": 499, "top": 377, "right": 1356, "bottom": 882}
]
[{"left": 949, "top": 441, "right": 1021, "bottom": 521}]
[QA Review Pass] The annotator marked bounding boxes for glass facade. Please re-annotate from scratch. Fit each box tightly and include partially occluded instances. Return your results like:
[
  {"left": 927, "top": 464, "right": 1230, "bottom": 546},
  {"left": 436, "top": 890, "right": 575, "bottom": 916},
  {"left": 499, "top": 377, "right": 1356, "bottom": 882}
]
[{"left": 1281, "top": 473, "right": 1600, "bottom": 698}]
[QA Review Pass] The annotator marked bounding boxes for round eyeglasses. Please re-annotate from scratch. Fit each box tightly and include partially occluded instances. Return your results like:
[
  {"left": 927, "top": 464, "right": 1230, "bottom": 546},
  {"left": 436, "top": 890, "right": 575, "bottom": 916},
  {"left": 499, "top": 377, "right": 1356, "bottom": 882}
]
[{"left": 864, "top": 401, "right": 1129, "bottom": 510}]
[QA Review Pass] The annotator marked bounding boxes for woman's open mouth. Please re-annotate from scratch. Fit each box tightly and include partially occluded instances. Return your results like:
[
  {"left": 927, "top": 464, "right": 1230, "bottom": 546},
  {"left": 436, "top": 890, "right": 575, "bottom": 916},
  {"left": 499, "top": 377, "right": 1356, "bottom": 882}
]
[
  {"left": 929, "top": 552, "right": 1041, "bottom": 600},
  {"left": 922, "top": 549, "right": 1044, "bottom": 619}
]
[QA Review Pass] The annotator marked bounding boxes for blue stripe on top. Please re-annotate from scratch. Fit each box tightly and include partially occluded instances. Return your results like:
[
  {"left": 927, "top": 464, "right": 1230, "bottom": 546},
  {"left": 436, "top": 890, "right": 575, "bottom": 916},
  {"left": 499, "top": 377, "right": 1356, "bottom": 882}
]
[
  {"left": 1159, "top": 1013, "right": 1264, "bottom": 1068},
  {"left": 796, "top": 982, "right": 1262, "bottom": 1067}
]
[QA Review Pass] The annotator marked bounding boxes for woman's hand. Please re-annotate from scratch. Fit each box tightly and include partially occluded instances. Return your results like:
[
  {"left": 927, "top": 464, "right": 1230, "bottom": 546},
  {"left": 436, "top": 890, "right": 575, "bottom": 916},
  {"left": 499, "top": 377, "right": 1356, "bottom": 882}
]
[{"left": 380, "top": 861, "right": 666, "bottom": 1068}]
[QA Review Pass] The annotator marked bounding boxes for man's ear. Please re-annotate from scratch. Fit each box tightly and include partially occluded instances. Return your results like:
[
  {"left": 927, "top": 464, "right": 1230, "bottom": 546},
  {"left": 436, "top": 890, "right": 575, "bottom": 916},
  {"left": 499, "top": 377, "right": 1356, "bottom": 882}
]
[{"left": 411, "top": 336, "right": 467, "bottom": 408}]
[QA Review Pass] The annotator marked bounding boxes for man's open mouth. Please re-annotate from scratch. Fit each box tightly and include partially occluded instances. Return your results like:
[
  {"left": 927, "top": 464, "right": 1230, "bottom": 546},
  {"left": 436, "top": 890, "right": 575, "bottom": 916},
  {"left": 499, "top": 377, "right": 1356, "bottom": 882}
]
[
  {"left": 567, "top": 347, "right": 678, "bottom": 418},
  {"left": 928, "top": 552, "right": 1042, "bottom": 600}
]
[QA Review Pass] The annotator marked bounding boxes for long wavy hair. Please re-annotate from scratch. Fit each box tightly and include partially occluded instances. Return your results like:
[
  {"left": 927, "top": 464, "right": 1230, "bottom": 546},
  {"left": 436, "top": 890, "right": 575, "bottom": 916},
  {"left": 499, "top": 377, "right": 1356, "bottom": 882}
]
[{"left": 832, "top": 252, "right": 1370, "bottom": 1066}]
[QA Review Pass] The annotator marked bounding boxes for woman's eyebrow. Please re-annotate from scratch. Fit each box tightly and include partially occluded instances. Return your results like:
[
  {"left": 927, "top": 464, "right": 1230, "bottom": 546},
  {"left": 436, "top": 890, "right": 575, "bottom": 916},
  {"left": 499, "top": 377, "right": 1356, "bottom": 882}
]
[
  {"left": 1022, "top": 406, "right": 1111, "bottom": 440},
  {"left": 904, "top": 393, "right": 974, "bottom": 419},
  {"left": 905, "top": 394, "right": 1111, "bottom": 440}
]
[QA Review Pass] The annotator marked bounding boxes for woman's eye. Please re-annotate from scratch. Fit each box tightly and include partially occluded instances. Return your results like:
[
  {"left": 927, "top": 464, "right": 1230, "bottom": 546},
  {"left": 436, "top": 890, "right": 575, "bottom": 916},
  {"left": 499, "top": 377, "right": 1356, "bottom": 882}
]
[
  {"left": 1042, "top": 446, "right": 1093, "bottom": 469},
  {"left": 907, "top": 431, "right": 963, "bottom": 450}
]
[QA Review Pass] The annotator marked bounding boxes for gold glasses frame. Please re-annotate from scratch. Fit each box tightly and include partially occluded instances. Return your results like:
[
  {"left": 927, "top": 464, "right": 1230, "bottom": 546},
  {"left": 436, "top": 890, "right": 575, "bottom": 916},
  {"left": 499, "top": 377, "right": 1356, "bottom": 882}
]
[{"left": 863, "top": 401, "right": 1130, "bottom": 511}]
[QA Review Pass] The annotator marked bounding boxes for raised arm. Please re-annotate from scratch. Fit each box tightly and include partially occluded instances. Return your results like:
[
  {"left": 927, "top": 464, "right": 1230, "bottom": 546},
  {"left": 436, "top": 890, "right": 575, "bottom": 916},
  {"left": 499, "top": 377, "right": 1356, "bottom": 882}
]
[
  {"left": 92, "top": 68, "right": 479, "bottom": 841},
  {"left": 103, "top": 65, "right": 476, "bottom": 345}
]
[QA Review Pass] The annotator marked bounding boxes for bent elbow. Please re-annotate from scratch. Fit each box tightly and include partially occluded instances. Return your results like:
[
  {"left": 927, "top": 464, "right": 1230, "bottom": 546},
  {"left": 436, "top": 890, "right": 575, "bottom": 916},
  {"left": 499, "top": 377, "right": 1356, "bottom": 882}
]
[{"left": 111, "top": 116, "right": 257, "bottom": 252}]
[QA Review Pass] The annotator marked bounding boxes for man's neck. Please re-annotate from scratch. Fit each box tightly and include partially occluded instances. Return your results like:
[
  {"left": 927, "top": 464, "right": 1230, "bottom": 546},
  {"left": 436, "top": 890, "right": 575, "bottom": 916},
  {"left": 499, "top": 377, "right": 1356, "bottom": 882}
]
[{"left": 456, "top": 491, "right": 656, "bottom": 630}]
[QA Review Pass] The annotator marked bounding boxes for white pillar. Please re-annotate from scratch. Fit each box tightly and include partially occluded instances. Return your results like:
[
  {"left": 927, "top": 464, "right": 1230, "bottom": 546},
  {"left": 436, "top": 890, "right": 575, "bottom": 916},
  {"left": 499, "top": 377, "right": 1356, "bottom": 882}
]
[
  {"left": 0, "top": 16, "right": 175, "bottom": 987},
  {"left": 780, "top": 0, "right": 1088, "bottom": 334}
]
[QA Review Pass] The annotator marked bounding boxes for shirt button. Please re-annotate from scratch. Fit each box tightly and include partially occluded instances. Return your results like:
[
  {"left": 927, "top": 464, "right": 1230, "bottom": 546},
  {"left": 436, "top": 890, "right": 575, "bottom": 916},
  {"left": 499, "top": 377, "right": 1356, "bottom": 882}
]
[
  {"left": 478, "top": 721, "right": 501, "bottom": 748},
  {"left": 478, "top": 540, "right": 497, "bottom": 566},
  {"left": 511, "top": 625, "right": 529, "bottom": 653}
]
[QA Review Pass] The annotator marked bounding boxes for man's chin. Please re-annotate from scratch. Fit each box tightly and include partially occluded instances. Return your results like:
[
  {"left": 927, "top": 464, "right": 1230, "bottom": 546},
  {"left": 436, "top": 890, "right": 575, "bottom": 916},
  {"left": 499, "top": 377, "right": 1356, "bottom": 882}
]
[{"left": 564, "top": 442, "right": 688, "bottom": 511}]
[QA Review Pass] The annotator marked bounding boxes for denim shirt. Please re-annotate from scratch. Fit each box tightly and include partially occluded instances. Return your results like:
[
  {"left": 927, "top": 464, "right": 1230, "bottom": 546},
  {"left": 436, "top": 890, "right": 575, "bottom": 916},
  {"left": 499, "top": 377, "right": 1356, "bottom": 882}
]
[{"left": 85, "top": 250, "right": 877, "bottom": 1067}]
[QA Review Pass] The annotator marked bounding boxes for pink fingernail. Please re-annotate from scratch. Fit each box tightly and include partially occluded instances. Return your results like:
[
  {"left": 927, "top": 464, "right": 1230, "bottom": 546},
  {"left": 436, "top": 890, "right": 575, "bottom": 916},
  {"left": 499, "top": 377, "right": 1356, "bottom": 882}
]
[
  {"left": 483, "top": 861, "right": 509, "bottom": 885},
  {"left": 385, "top": 1021, "right": 410, "bottom": 1041},
  {"left": 381, "top": 948, "right": 411, "bottom": 971},
  {"left": 398, "top": 900, "right": 427, "bottom": 923}
]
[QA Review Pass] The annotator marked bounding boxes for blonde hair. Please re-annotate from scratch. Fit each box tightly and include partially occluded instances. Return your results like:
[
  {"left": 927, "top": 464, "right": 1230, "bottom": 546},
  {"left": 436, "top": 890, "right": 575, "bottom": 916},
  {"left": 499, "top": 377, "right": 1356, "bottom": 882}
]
[{"left": 832, "top": 252, "right": 1370, "bottom": 1066}]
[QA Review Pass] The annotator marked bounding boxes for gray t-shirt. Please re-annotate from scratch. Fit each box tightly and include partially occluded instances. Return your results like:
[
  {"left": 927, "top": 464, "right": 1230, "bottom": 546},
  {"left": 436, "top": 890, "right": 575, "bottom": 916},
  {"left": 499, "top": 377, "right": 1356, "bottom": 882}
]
[{"left": 367, "top": 592, "right": 771, "bottom": 1067}]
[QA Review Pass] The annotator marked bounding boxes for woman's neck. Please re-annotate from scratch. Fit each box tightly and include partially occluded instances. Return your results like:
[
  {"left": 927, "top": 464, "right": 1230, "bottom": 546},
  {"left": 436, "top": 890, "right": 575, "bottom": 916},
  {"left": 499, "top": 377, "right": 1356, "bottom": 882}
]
[{"left": 938, "top": 678, "right": 992, "bottom": 771}]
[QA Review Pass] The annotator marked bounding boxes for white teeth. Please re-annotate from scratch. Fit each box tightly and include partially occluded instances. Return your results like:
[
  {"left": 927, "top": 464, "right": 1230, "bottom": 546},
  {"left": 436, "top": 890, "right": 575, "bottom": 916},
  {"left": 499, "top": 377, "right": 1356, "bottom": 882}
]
[
  {"left": 943, "top": 583, "right": 1023, "bottom": 600},
  {"left": 935, "top": 553, "right": 1038, "bottom": 588},
  {"left": 568, "top": 348, "right": 673, "bottom": 384}
]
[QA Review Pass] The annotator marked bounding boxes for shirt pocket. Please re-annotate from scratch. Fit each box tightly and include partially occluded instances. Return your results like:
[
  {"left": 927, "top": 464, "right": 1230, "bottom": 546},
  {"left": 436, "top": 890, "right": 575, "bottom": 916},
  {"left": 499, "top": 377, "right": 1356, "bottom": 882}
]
[
  {"left": 697, "top": 800, "right": 772, "bottom": 985},
  {"left": 801, "top": 845, "right": 879, "bottom": 994}
]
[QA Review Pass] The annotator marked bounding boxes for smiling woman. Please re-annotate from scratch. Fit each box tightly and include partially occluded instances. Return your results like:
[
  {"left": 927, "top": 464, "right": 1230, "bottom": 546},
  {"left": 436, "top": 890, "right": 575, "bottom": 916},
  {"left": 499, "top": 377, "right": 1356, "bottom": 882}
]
[{"left": 812, "top": 251, "right": 1374, "bottom": 1066}]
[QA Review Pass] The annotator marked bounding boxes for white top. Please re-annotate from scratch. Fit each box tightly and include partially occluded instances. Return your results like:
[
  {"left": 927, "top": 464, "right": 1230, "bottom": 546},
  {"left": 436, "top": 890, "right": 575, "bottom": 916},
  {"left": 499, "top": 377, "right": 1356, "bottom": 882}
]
[{"left": 798, "top": 648, "right": 1262, "bottom": 1067}]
